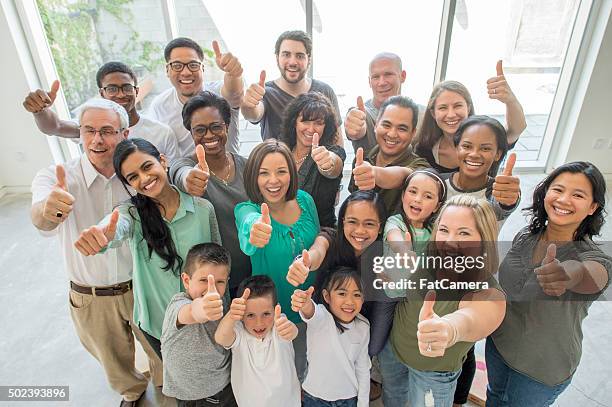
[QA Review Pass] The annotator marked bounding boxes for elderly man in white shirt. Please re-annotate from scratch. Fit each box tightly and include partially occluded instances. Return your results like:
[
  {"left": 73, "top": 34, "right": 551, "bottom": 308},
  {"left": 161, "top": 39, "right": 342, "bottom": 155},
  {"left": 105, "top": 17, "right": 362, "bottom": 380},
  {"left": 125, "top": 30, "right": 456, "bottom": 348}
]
[{"left": 30, "top": 98, "right": 159, "bottom": 407}]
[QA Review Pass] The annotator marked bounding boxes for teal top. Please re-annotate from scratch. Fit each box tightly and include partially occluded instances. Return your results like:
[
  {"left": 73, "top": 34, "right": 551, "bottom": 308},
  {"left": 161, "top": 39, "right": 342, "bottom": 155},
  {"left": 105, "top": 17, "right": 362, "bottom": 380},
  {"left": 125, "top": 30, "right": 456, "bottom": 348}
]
[
  {"left": 104, "top": 188, "right": 221, "bottom": 338},
  {"left": 383, "top": 214, "right": 432, "bottom": 254},
  {"left": 235, "top": 190, "right": 320, "bottom": 323}
]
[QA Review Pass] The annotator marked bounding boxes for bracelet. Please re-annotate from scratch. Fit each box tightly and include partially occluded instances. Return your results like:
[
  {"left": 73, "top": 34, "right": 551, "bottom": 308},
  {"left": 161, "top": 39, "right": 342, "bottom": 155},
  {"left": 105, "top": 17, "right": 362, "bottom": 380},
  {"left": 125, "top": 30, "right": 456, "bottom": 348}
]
[
  {"left": 320, "top": 160, "right": 335, "bottom": 174},
  {"left": 441, "top": 316, "right": 459, "bottom": 347}
]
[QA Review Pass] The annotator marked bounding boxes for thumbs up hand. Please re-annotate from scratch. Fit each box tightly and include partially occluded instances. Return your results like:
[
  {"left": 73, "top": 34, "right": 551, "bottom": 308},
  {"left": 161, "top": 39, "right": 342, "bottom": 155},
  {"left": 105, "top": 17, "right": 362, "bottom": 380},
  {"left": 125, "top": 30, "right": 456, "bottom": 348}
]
[
  {"left": 492, "top": 153, "right": 520, "bottom": 206},
  {"left": 487, "top": 60, "right": 518, "bottom": 105},
  {"left": 212, "top": 40, "right": 243, "bottom": 78},
  {"left": 185, "top": 144, "right": 210, "bottom": 196},
  {"left": 229, "top": 288, "right": 251, "bottom": 321},
  {"left": 291, "top": 286, "right": 315, "bottom": 313},
  {"left": 310, "top": 133, "right": 334, "bottom": 174},
  {"left": 243, "top": 70, "right": 266, "bottom": 109},
  {"left": 287, "top": 250, "right": 312, "bottom": 287},
  {"left": 74, "top": 208, "right": 120, "bottom": 256},
  {"left": 23, "top": 80, "right": 60, "bottom": 113},
  {"left": 534, "top": 244, "right": 574, "bottom": 297},
  {"left": 43, "top": 164, "right": 75, "bottom": 224},
  {"left": 352, "top": 147, "right": 376, "bottom": 190},
  {"left": 191, "top": 274, "right": 224, "bottom": 323},
  {"left": 345, "top": 96, "right": 367, "bottom": 139},
  {"left": 249, "top": 203, "right": 273, "bottom": 248},
  {"left": 417, "top": 291, "right": 455, "bottom": 357},
  {"left": 274, "top": 304, "right": 298, "bottom": 341}
]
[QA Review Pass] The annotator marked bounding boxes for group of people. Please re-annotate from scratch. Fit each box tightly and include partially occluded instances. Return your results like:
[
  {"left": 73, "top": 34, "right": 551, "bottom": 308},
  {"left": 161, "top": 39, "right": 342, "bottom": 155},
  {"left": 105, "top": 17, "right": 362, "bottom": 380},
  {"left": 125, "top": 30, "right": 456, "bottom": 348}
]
[{"left": 25, "top": 30, "right": 610, "bottom": 407}]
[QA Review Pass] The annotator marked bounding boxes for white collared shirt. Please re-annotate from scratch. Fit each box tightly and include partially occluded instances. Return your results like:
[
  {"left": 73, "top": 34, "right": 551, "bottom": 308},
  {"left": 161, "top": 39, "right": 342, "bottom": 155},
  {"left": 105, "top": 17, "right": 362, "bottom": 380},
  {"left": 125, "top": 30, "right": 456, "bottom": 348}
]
[{"left": 31, "top": 155, "right": 132, "bottom": 286}]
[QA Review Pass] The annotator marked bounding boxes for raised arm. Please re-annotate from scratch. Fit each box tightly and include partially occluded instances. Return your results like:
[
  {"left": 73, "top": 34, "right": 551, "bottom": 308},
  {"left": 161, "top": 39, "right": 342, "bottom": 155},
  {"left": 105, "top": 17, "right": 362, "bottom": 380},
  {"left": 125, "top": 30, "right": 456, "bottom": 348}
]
[
  {"left": 23, "top": 80, "right": 79, "bottom": 138},
  {"left": 487, "top": 60, "right": 527, "bottom": 145},
  {"left": 31, "top": 164, "right": 75, "bottom": 231},
  {"left": 213, "top": 41, "right": 244, "bottom": 108},
  {"left": 215, "top": 288, "right": 250, "bottom": 347},
  {"left": 240, "top": 70, "right": 266, "bottom": 122}
]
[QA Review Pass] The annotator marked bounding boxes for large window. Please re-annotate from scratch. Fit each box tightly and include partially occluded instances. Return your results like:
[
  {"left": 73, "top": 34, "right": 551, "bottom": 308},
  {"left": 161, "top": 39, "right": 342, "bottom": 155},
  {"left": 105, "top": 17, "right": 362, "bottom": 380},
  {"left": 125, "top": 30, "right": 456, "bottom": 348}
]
[{"left": 445, "top": 0, "right": 582, "bottom": 163}]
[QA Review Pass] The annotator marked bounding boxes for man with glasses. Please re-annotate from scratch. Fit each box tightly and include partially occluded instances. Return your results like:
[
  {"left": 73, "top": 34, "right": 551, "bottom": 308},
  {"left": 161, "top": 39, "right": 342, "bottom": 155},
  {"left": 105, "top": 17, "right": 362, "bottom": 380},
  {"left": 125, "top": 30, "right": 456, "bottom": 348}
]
[
  {"left": 241, "top": 30, "right": 343, "bottom": 144},
  {"left": 30, "top": 99, "right": 158, "bottom": 407},
  {"left": 23, "top": 61, "right": 179, "bottom": 162},
  {"left": 148, "top": 37, "right": 244, "bottom": 157}
]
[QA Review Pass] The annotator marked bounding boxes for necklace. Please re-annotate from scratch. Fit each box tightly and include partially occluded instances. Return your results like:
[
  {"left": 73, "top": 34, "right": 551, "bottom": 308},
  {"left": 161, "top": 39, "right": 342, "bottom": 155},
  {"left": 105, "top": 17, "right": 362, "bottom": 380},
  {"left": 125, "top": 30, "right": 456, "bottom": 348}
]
[
  {"left": 294, "top": 149, "right": 310, "bottom": 166},
  {"left": 209, "top": 153, "right": 231, "bottom": 185}
]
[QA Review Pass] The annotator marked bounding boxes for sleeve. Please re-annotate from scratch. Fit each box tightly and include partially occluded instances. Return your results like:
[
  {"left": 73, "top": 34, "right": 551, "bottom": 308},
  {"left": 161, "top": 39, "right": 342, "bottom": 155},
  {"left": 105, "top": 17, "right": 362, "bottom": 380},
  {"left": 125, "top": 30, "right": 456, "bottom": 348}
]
[
  {"left": 409, "top": 155, "right": 430, "bottom": 171},
  {"left": 146, "top": 95, "right": 162, "bottom": 121},
  {"left": 328, "top": 144, "right": 347, "bottom": 162},
  {"left": 227, "top": 323, "right": 243, "bottom": 349},
  {"left": 161, "top": 295, "right": 191, "bottom": 342},
  {"left": 163, "top": 125, "right": 180, "bottom": 164},
  {"left": 355, "top": 326, "right": 372, "bottom": 407},
  {"left": 234, "top": 201, "right": 263, "bottom": 256},
  {"left": 104, "top": 204, "right": 135, "bottom": 249},
  {"left": 348, "top": 157, "right": 358, "bottom": 193},
  {"left": 31, "top": 165, "right": 59, "bottom": 236},
  {"left": 302, "top": 190, "right": 321, "bottom": 231},
  {"left": 300, "top": 302, "right": 327, "bottom": 333},
  {"left": 168, "top": 157, "right": 197, "bottom": 194},
  {"left": 207, "top": 200, "right": 222, "bottom": 245},
  {"left": 383, "top": 214, "right": 407, "bottom": 241},
  {"left": 486, "top": 180, "right": 520, "bottom": 222},
  {"left": 576, "top": 245, "right": 612, "bottom": 297}
]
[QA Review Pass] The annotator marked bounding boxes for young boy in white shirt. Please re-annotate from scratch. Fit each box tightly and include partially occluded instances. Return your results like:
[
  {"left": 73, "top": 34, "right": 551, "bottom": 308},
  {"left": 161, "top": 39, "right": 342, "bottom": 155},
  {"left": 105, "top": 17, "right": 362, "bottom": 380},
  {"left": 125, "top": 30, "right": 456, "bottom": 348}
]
[{"left": 215, "top": 275, "right": 301, "bottom": 407}]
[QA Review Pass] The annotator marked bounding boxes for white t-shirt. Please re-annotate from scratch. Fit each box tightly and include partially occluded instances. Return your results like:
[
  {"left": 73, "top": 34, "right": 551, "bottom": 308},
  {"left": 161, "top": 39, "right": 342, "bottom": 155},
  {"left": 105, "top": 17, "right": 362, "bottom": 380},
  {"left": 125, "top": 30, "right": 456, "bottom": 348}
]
[
  {"left": 129, "top": 115, "right": 179, "bottom": 163},
  {"left": 301, "top": 303, "right": 371, "bottom": 407},
  {"left": 227, "top": 322, "right": 301, "bottom": 407},
  {"left": 147, "top": 81, "right": 240, "bottom": 157}
]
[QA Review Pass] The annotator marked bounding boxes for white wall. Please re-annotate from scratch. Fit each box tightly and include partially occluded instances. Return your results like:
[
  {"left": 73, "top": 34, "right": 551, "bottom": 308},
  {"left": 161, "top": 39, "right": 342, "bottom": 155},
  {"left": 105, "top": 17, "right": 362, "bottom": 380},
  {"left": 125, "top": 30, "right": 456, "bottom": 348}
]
[
  {"left": 0, "top": 2, "right": 54, "bottom": 195},
  {"left": 550, "top": 0, "right": 612, "bottom": 174}
]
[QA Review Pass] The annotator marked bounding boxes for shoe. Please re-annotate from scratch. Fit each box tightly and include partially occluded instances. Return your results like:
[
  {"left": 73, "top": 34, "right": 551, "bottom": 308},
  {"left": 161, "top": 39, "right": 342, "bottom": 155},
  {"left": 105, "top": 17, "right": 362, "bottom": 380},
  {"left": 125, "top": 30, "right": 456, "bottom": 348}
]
[
  {"left": 369, "top": 379, "right": 382, "bottom": 401},
  {"left": 120, "top": 392, "right": 144, "bottom": 407}
]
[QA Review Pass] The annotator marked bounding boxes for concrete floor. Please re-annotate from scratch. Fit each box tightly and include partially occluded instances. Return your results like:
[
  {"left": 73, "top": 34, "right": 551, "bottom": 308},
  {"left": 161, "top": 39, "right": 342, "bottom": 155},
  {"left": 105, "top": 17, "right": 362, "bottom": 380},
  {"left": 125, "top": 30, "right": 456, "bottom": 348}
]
[{"left": 1, "top": 170, "right": 611, "bottom": 406}]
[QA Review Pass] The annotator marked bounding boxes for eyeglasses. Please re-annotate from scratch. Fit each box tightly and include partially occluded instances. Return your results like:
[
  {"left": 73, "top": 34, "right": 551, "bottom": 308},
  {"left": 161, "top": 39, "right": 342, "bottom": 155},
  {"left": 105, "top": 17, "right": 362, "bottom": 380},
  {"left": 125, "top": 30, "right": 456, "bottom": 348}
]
[
  {"left": 166, "top": 60, "right": 203, "bottom": 73},
  {"left": 79, "top": 126, "right": 122, "bottom": 138},
  {"left": 100, "top": 84, "right": 136, "bottom": 96},
  {"left": 343, "top": 218, "right": 380, "bottom": 230},
  {"left": 191, "top": 123, "right": 226, "bottom": 138}
]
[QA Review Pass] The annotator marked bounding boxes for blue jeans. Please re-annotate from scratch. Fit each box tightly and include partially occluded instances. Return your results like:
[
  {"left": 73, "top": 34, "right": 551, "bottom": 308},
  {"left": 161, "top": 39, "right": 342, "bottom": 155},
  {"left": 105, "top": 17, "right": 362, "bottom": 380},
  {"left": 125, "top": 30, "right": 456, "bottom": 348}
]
[
  {"left": 378, "top": 340, "right": 461, "bottom": 407},
  {"left": 485, "top": 337, "right": 571, "bottom": 407},
  {"left": 303, "top": 392, "right": 357, "bottom": 407}
]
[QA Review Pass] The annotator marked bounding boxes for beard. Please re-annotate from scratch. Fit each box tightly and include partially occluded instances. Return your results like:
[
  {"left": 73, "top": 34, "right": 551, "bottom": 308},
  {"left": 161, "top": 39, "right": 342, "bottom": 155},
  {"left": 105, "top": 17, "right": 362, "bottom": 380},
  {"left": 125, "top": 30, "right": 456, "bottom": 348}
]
[{"left": 279, "top": 65, "right": 307, "bottom": 84}]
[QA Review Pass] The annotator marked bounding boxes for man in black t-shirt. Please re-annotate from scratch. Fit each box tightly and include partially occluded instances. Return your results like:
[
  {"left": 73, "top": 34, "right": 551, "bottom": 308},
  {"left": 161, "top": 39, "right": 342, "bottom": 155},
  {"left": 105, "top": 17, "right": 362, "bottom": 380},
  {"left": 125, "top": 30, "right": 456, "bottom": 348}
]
[{"left": 241, "top": 30, "right": 343, "bottom": 143}]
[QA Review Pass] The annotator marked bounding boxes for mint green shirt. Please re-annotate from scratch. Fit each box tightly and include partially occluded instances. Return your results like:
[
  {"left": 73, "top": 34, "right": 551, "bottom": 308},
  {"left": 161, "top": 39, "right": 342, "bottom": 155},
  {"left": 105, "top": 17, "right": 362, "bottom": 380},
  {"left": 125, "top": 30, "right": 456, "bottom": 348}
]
[
  {"left": 235, "top": 190, "right": 320, "bottom": 323},
  {"left": 105, "top": 188, "right": 221, "bottom": 338},
  {"left": 383, "top": 214, "right": 432, "bottom": 255}
]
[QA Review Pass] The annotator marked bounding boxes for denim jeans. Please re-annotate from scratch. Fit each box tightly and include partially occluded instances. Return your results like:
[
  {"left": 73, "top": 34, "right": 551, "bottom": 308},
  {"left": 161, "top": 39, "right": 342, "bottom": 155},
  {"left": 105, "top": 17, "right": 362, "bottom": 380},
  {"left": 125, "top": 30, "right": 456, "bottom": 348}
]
[
  {"left": 303, "top": 392, "right": 357, "bottom": 407},
  {"left": 378, "top": 340, "right": 461, "bottom": 407},
  {"left": 485, "top": 337, "right": 572, "bottom": 407}
]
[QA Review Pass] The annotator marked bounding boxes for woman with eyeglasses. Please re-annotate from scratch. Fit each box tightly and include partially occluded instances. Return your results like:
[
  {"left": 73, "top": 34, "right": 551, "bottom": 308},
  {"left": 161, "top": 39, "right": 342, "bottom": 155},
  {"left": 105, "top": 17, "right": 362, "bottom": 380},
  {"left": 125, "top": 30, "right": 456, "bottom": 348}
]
[
  {"left": 169, "top": 91, "right": 251, "bottom": 298},
  {"left": 280, "top": 92, "right": 345, "bottom": 227}
]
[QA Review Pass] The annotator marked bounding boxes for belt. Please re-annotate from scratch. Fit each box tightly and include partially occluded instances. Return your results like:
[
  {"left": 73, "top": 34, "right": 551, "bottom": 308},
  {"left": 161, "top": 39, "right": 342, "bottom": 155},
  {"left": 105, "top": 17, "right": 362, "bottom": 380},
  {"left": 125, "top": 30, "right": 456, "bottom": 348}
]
[{"left": 70, "top": 280, "right": 132, "bottom": 296}]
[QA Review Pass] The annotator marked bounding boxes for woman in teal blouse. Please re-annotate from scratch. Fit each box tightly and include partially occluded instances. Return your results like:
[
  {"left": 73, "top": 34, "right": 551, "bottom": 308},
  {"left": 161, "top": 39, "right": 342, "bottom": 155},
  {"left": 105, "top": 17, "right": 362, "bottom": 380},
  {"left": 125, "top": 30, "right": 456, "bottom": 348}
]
[{"left": 74, "top": 138, "right": 221, "bottom": 358}]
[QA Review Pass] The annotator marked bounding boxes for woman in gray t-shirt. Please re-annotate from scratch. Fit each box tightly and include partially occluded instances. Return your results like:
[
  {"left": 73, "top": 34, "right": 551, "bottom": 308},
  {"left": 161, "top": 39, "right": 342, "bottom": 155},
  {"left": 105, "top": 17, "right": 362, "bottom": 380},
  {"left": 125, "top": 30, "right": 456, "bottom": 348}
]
[
  {"left": 488, "top": 161, "right": 611, "bottom": 407},
  {"left": 169, "top": 91, "right": 251, "bottom": 296}
]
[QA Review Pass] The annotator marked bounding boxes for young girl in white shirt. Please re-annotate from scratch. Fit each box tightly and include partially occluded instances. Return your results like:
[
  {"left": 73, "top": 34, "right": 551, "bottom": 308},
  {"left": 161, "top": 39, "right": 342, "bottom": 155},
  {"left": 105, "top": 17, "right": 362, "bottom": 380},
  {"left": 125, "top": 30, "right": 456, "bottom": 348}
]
[{"left": 291, "top": 267, "right": 371, "bottom": 407}]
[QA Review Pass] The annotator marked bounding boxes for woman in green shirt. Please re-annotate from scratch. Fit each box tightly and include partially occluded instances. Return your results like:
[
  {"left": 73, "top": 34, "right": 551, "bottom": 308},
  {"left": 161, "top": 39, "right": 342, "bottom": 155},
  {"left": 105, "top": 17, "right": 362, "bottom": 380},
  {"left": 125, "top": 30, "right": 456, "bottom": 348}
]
[
  {"left": 379, "top": 195, "right": 505, "bottom": 407},
  {"left": 74, "top": 138, "right": 221, "bottom": 358}
]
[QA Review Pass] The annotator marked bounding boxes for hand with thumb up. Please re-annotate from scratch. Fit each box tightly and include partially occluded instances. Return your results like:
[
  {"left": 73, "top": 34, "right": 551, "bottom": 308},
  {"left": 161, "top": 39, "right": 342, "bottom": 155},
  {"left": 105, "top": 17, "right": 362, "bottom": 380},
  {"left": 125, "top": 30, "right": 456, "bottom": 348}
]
[
  {"left": 43, "top": 164, "right": 75, "bottom": 225},
  {"left": 191, "top": 274, "right": 224, "bottom": 323},
  {"left": 345, "top": 96, "right": 367, "bottom": 140},
  {"left": 291, "top": 286, "right": 315, "bottom": 316},
  {"left": 243, "top": 70, "right": 266, "bottom": 109},
  {"left": 274, "top": 304, "right": 298, "bottom": 341},
  {"left": 487, "top": 60, "right": 518, "bottom": 105},
  {"left": 352, "top": 147, "right": 376, "bottom": 190},
  {"left": 287, "top": 249, "right": 312, "bottom": 287},
  {"left": 249, "top": 203, "right": 273, "bottom": 248},
  {"left": 229, "top": 288, "right": 251, "bottom": 321},
  {"left": 74, "top": 208, "right": 120, "bottom": 256},
  {"left": 310, "top": 133, "right": 336, "bottom": 176},
  {"left": 416, "top": 290, "right": 456, "bottom": 357},
  {"left": 492, "top": 153, "right": 520, "bottom": 207},
  {"left": 23, "top": 80, "right": 60, "bottom": 113},
  {"left": 534, "top": 244, "right": 573, "bottom": 297},
  {"left": 185, "top": 144, "right": 210, "bottom": 196}
]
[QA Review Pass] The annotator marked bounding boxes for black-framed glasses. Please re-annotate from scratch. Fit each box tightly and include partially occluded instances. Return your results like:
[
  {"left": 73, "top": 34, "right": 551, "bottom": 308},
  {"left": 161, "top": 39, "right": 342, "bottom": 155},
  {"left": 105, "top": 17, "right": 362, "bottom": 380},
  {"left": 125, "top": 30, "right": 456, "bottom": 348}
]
[
  {"left": 192, "top": 123, "right": 226, "bottom": 138},
  {"left": 166, "top": 60, "right": 203, "bottom": 73},
  {"left": 100, "top": 84, "right": 136, "bottom": 96},
  {"left": 79, "top": 126, "right": 122, "bottom": 138}
]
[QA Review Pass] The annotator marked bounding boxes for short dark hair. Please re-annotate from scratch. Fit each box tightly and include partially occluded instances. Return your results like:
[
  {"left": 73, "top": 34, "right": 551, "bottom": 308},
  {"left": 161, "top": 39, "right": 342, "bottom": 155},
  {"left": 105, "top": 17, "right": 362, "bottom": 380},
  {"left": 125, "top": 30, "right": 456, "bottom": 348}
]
[
  {"left": 280, "top": 92, "right": 338, "bottom": 150},
  {"left": 525, "top": 161, "right": 607, "bottom": 241},
  {"left": 237, "top": 275, "right": 277, "bottom": 305},
  {"left": 378, "top": 95, "right": 419, "bottom": 131},
  {"left": 243, "top": 139, "right": 298, "bottom": 204},
  {"left": 320, "top": 266, "right": 362, "bottom": 333},
  {"left": 275, "top": 30, "right": 312, "bottom": 57},
  {"left": 96, "top": 61, "right": 137, "bottom": 88},
  {"left": 453, "top": 115, "right": 509, "bottom": 164},
  {"left": 184, "top": 243, "right": 231, "bottom": 278},
  {"left": 164, "top": 37, "right": 204, "bottom": 62},
  {"left": 182, "top": 91, "right": 232, "bottom": 131}
]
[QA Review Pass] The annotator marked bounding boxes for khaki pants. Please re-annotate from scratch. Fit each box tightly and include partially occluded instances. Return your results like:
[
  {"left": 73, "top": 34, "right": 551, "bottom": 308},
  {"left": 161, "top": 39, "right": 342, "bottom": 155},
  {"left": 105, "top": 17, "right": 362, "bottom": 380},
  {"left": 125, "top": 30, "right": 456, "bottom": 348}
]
[{"left": 69, "top": 287, "right": 162, "bottom": 401}]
